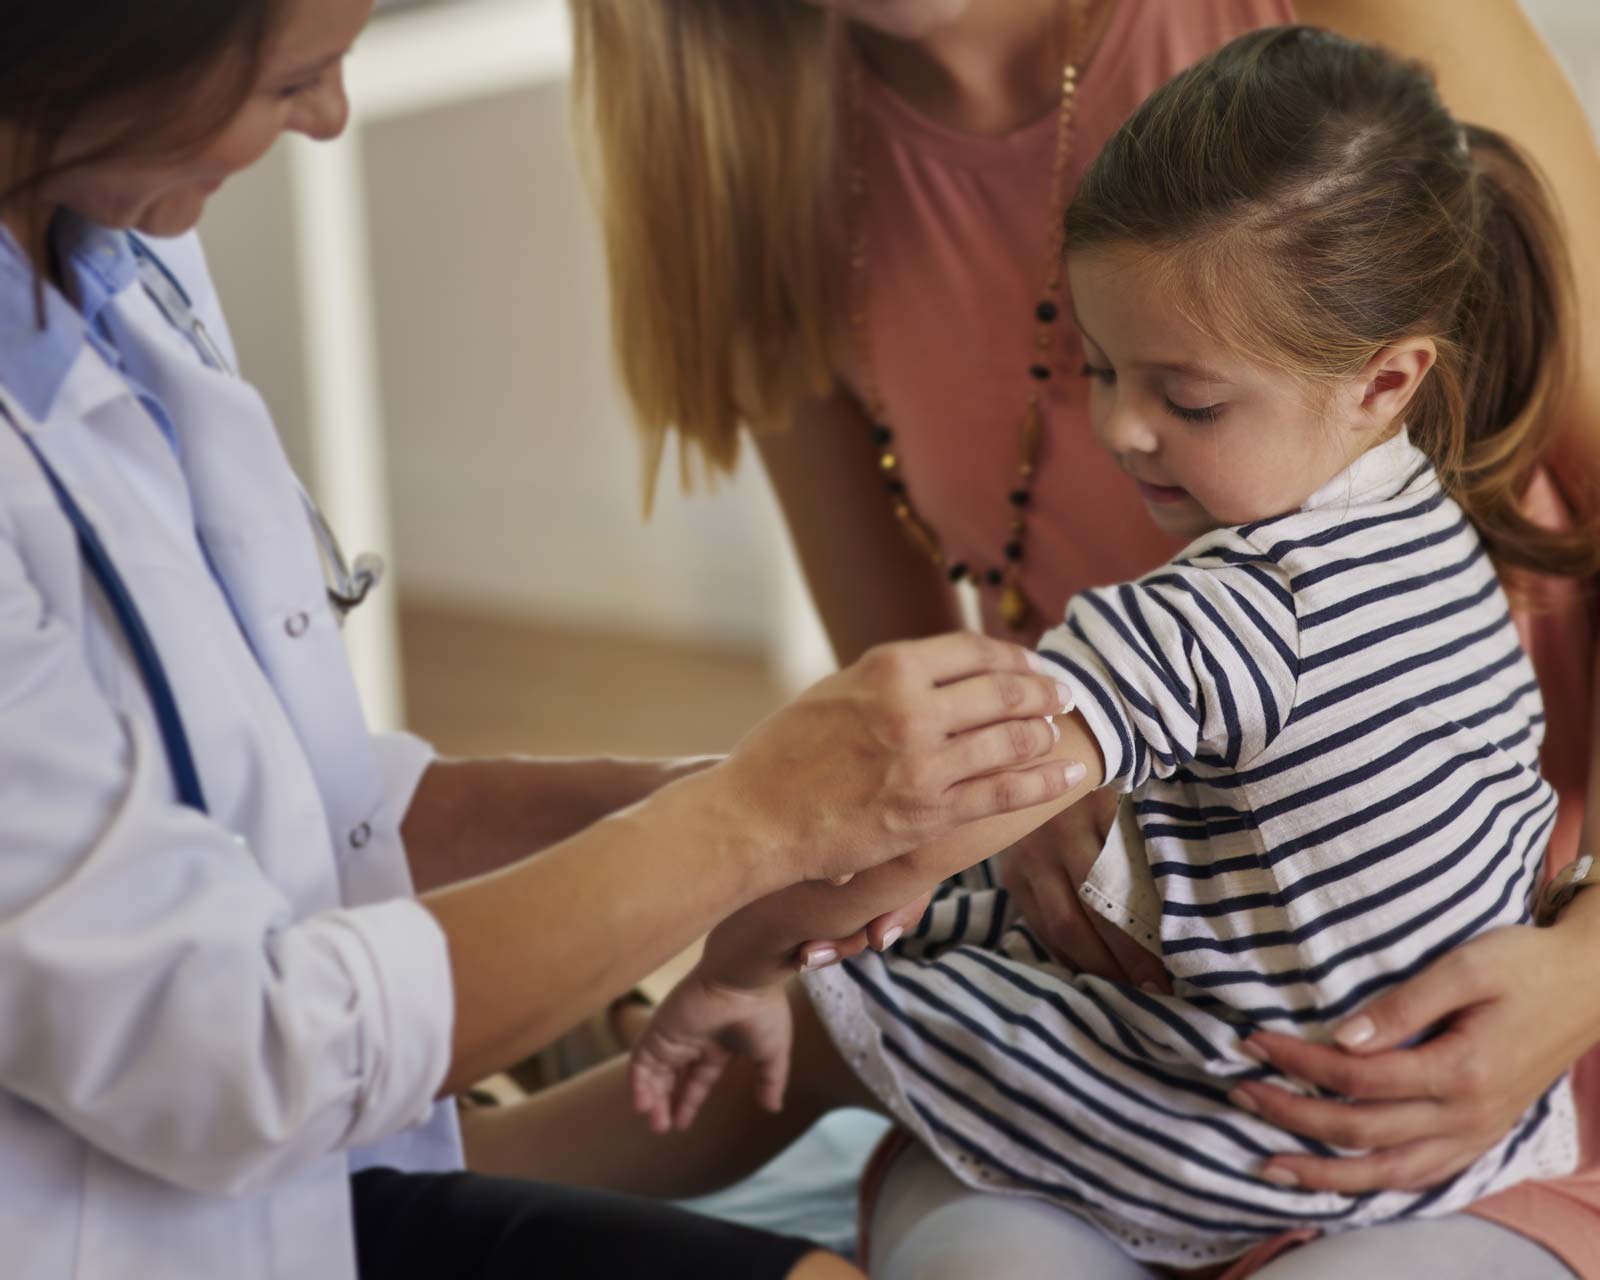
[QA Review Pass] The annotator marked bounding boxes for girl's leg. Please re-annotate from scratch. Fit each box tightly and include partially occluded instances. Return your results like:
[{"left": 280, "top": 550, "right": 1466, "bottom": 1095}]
[
  {"left": 1251, "top": 1216, "right": 1576, "bottom": 1280},
  {"left": 869, "top": 1142, "right": 1158, "bottom": 1280},
  {"left": 461, "top": 985, "right": 879, "bottom": 1199}
]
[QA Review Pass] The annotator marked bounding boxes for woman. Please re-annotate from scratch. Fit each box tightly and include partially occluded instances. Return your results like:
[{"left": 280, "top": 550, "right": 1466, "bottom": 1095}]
[
  {"left": 0, "top": 3, "right": 1086, "bottom": 1278},
  {"left": 568, "top": 0, "right": 1600, "bottom": 1273}
]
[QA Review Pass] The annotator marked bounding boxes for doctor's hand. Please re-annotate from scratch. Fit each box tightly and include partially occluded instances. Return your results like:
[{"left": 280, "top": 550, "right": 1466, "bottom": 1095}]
[
  {"left": 1233, "top": 917, "right": 1600, "bottom": 1192},
  {"left": 1000, "top": 791, "right": 1168, "bottom": 990},
  {"left": 720, "top": 633, "right": 1077, "bottom": 887}
]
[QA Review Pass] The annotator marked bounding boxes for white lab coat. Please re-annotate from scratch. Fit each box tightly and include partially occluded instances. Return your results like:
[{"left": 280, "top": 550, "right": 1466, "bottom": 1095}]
[{"left": 0, "top": 233, "right": 461, "bottom": 1280}]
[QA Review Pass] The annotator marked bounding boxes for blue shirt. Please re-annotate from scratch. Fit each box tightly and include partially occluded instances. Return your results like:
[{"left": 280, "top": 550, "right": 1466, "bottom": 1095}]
[{"left": 0, "top": 213, "right": 184, "bottom": 455}]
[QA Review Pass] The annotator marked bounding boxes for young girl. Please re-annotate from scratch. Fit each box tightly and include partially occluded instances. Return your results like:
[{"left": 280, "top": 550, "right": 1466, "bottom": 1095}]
[{"left": 626, "top": 25, "right": 1600, "bottom": 1271}]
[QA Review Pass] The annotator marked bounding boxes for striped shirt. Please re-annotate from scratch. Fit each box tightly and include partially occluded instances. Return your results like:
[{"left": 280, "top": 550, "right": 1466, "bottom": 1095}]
[{"left": 804, "top": 432, "right": 1577, "bottom": 1266}]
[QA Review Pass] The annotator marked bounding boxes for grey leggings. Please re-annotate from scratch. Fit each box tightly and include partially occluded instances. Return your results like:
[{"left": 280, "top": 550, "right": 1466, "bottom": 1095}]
[{"left": 869, "top": 1142, "right": 1577, "bottom": 1280}]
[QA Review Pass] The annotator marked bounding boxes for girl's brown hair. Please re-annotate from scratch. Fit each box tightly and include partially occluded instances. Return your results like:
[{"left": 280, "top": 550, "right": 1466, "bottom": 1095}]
[
  {"left": 1066, "top": 25, "right": 1597, "bottom": 581},
  {"left": 570, "top": 0, "right": 839, "bottom": 498},
  {"left": 2, "top": 1, "right": 284, "bottom": 257}
]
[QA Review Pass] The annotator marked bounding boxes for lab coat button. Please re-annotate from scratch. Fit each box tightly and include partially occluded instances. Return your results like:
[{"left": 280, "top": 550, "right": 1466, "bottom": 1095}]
[
  {"left": 285, "top": 611, "right": 311, "bottom": 638},
  {"left": 349, "top": 822, "right": 372, "bottom": 850}
]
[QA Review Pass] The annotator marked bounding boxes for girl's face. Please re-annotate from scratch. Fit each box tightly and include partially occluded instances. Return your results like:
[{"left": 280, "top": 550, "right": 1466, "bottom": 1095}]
[
  {"left": 1067, "top": 246, "right": 1430, "bottom": 541},
  {"left": 45, "top": 0, "right": 375, "bottom": 237}
]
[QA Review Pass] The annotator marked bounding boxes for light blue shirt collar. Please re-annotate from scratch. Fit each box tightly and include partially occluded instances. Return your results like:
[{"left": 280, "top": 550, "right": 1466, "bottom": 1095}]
[{"left": 0, "top": 212, "right": 139, "bottom": 422}]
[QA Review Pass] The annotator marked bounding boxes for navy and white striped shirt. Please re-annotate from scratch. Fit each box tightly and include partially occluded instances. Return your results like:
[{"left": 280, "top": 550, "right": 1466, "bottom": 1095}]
[{"left": 805, "top": 432, "right": 1577, "bottom": 1266}]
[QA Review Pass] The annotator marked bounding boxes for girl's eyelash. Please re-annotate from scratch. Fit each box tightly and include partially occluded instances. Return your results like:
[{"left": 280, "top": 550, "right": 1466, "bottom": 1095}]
[
  {"left": 1165, "top": 399, "right": 1223, "bottom": 424},
  {"left": 1080, "top": 362, "right": 1222, "bottom": 422}
]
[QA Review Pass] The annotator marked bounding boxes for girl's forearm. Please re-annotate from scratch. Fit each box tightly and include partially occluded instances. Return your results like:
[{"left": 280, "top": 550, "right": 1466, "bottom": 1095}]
[{"left": 700, "top": 716, "right": 1101, "bottom": 990}]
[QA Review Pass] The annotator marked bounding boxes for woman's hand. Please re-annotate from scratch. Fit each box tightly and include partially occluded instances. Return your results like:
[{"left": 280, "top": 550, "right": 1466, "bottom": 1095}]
[
  {"left": 1000, "top": 790, "right": 1168, "bottom": 989},
  {"left": 719, "top": 633, "right": 1077, "bottom": 886},
  {"left": 1233, "top": 918, "right": 1600, "bottom": 1192}
]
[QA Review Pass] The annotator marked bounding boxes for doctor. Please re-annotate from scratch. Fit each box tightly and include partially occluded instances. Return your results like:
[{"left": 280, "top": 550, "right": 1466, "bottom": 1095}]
[{"left": 0, "top": 2, "right": 1086, "bottom": 1278}]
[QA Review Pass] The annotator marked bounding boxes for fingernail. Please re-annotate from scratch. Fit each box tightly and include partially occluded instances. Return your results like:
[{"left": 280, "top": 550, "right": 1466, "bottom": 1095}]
[
  {"left": 880, "top": 926, "right": 904, "bottom": 951},
  {"left": 1335, "top": 1016, "right": 1375, "bottom": 1050},
  {"left": 1229, "top": 1087, "right": 1259, "bottom": 1114},
  {"left": 1025, "top": 651, "right": 1053, "bottom": 676},
  {"left": 1064, "top": 762, "right": 1087, "bottom": 787},
  {"left": 801, "top": 947, "right": 839, "bottom": 971},
  {"left": 1055, "top": 681, "right": 1075, "bottom": 714},
  {"left": 1239, "top": 1039, "right": 1268, "bottom": 1062},
  {"left": 1262, "top": 1167, "right": 1300, "bottom": 1188},
  {"left": 1046, "top": 717, "right": 1060, "bottom": 742},
  {"left": 1139, "top": 981, "right": 1161, "bottom": 996}
]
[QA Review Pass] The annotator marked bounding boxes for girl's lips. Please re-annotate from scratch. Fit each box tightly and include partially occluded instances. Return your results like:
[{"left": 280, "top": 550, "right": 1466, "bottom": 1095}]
[{"left": 1136, "top": 479, "right": 1190, "bottom": 505}]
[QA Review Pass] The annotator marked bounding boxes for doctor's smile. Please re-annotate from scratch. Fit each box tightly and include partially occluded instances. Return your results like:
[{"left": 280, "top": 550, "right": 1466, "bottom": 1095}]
[{"left": 3, "top": 1, "right": 1600, "bottom": 1278}]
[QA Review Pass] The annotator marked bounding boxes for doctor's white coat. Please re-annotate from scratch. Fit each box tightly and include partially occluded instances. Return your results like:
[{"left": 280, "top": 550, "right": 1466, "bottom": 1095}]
[{"left": 0, "top": 233, "right": 461, "bottom": 1280}]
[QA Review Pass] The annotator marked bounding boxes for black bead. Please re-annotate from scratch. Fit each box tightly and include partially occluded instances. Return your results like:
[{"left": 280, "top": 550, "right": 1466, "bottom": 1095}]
[
  {"left": 1009, "top": 489, "right": 1030, "bottom": 507},
  {"left": 1004, "top": 541, "right": 1024, "bottom": 561},
  {"left": 984, "top": 568, "right": 1003, "bottom": 587},
  {"left": 886, "top": 479, "right": 906, "bottom": 495},
  {"left": 1029, "top": 363, "right": 1051, "bottom": 381},
  {"left": 1035, "top": 301, "right": 1059, "bottom": 323},
  {"left": 947, "top": 562, "right": 969, "bottom": 583},
  {"left": 871, "top": 425, "right": 893, "bottom": 448}
]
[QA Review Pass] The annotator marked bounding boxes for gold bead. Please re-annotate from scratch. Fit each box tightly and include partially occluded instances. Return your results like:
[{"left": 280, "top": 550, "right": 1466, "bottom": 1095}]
[
  {"left": 1000, "top": 584, "right": 1031, "bottom": 631},
  {"left": 879, "top": 453, "right": 898, "bottom": 471}
]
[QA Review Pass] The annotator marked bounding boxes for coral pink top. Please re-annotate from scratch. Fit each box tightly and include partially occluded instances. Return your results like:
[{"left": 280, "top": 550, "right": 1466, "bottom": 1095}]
[{"left": 837, "top": 0, "right": 1600, "bottom": 1271}]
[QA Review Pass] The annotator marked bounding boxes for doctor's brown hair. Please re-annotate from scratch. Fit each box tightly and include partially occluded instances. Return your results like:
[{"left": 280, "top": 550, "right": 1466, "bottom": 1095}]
[
  {"left": 0, "top": 1, "right": 283, "bottom": 248},
  {"left": 1066, "top": 25, "right": 1599, "bottom": 582}
]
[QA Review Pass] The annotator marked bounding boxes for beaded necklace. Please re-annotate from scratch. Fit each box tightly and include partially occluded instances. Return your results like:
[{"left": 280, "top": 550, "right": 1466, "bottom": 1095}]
[{"left": 846, "top": 0, "right": 1092, "bottom": 632}]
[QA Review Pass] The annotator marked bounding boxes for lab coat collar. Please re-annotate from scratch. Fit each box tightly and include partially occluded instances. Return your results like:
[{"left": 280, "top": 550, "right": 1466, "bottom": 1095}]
[{"left": 0, "top": 213, "right": 138, "bottom": 426}]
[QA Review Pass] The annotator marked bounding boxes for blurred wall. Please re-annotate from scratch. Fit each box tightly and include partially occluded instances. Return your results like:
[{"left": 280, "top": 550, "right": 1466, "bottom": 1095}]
[{"left": 199, "top": 0, "right": 1600, "bottom": 687}]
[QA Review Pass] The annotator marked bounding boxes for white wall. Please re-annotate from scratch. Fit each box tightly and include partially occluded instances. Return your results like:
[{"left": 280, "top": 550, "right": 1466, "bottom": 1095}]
[{"left": 199, "top": 0, "right": 1600, "bottom": 698}]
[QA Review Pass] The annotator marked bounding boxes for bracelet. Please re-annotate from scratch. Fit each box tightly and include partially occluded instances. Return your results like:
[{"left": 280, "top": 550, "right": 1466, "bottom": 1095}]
[{"left": 1536, "top": 854, "right": 1600, "bottom": 926}]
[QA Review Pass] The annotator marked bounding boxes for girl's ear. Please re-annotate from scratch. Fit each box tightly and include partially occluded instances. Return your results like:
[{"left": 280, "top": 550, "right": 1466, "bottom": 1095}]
[{"left": 1357, "top": 339, "right": 1437, "bottom": 428}]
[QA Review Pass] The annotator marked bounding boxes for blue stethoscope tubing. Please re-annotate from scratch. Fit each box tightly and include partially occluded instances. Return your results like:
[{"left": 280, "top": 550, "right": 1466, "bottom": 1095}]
[
  {"left": 0, "top": 233, "right": 377, "bottom": 816},
  {"left": 11, "top": 429, "right": 210, "bottom": 812}
]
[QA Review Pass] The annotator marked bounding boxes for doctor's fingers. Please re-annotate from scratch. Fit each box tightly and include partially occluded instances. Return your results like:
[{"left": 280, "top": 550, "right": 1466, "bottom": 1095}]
[
  {"left": 938, "top": 715, "right": 1075, "bottom": 785},
  {"left": 928, "top": 667, "right": 1075, "bottom": 736}
]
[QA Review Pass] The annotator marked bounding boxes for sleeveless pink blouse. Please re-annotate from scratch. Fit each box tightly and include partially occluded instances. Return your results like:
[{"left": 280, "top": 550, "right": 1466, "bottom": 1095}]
[{"left": 837, "top": 1, "right": 1600, "bottom": 1272}]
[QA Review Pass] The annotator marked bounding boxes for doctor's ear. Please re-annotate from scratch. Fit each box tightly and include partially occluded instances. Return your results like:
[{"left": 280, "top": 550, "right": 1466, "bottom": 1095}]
[{"left": 1354, "top": 340, "right": 1437, "bottom": 429}]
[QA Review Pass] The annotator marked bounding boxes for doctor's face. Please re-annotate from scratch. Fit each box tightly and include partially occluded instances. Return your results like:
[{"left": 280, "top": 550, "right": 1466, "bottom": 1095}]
[{"left": 48, "top": 0, "right": 375, "bottom": 237}]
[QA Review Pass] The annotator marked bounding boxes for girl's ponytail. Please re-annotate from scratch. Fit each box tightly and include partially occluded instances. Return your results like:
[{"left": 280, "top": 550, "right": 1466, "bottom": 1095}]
[{"left": 1438, "top": 125, "right": 1597, "bottom": 580}]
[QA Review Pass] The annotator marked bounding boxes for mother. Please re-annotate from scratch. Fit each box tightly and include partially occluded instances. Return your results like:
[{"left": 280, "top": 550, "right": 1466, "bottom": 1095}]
[
  {"left": 567, "top": 0, "right": 1600, "bottom": 1273},
  {"left": 0, "top": 2, "right": 1088, "bottom": 1277}
]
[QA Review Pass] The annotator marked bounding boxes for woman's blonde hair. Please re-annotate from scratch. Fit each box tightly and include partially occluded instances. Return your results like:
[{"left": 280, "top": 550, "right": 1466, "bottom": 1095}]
[{"left": 569, "top": 0, "right": 839, "bottom": 500}]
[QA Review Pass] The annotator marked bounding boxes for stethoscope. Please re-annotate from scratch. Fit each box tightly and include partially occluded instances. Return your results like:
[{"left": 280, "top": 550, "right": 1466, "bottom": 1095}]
[{"left": 0, "top": 234, "right": 386, "bottom": 815}]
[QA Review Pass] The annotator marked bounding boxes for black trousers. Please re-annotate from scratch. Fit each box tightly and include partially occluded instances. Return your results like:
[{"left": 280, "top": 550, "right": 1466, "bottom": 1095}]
[{"left": 351, "top": 1168, "right": 820, "bottom": 1280}]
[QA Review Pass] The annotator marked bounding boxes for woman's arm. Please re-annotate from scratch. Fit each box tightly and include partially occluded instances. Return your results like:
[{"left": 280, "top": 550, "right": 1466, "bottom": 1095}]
[
  {"left": 402, "top": 754, "right": 716, "bottom": 892},
  {"left": 756, "top": 388, "right": 962, "bottom": 666}
]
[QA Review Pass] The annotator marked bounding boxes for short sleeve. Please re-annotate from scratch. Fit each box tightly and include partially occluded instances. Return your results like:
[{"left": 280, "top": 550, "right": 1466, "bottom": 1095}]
[{"left": 1037, "top": 537, "right": 1299, "bottom": 792}]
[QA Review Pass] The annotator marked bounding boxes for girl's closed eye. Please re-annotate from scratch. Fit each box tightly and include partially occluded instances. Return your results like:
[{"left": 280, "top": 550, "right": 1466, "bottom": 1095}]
[{"left": 1164, "top": 396, "right": 1223, "bottom": 424}]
